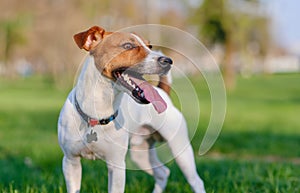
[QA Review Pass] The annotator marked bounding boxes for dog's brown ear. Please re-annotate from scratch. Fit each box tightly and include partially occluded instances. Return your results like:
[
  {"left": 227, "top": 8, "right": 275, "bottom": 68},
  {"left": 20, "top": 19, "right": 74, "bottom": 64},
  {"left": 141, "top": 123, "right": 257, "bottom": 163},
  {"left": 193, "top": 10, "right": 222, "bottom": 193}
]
[{"left": 73, "top": 26, "right": 105, "bottom": 51}]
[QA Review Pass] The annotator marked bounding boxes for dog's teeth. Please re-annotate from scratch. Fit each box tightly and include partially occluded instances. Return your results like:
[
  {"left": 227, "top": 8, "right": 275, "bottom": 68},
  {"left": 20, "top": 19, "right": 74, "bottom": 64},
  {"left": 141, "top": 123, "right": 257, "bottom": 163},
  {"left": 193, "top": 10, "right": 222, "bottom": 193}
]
[
  {"left": 125, "top": 76, "right": 134, "bottom": 87},
  {"left": 128, "top": 80, "right": 135, "bottom": 88},
  {"left": 123, "top": 74, "right": 129, "bottom": 81},
  {"left": 120, "top": 73, "right": 136, "bottom": 88}
]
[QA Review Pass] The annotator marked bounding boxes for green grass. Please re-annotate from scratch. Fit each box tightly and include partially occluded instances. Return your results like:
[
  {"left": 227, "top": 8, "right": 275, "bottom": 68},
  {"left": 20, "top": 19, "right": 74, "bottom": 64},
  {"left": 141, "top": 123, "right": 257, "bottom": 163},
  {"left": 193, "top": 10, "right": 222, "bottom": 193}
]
[{"left": 0, "top": 74, "right": 300, "bottom": 192}]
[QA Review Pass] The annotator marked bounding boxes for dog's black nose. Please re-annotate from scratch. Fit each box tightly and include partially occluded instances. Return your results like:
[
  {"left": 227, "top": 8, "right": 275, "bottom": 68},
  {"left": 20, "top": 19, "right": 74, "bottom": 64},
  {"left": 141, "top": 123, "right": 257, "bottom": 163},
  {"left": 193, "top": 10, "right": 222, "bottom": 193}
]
[{"left": 158, "top": 56, "right": 173, "bottom": 67}]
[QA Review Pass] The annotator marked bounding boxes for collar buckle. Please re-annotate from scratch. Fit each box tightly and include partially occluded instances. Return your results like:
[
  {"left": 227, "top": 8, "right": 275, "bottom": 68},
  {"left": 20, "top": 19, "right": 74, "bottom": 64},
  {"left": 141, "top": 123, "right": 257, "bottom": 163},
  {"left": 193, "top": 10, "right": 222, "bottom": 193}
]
[{"left": 88, "top": 118, "right": 100, "bottom": 127}]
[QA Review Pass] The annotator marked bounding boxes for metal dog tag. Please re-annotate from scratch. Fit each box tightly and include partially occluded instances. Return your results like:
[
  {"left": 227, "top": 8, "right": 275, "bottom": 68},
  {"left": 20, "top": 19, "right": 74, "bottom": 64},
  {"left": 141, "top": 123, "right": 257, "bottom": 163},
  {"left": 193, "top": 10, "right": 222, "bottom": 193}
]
[{"left": 86, "top": 129, "right": 98, "bottom": 143}]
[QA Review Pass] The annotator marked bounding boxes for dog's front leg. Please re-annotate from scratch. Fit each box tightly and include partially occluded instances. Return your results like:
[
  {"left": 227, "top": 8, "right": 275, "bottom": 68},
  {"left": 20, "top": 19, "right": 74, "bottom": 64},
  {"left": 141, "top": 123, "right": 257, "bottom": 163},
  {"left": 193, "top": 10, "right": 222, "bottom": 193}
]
[
  {"left": 106, "top": 130, "right": 128, "bottom": 193},
  {"left": 63, "top": 155, "right": 82, "bottom": 193},
  {"left": 107, "top": 161, "right": 126, "bottom": 193}
]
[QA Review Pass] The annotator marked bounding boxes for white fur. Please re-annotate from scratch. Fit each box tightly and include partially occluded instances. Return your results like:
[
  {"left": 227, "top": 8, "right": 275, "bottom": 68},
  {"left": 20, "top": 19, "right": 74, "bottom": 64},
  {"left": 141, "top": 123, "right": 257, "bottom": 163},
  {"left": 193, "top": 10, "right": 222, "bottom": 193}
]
[
  {"left": 58, "top": 54, "right": 205, "bottom": 193},
  {"left": 131, "top": 33, "right": 152, "bottom": 52}
]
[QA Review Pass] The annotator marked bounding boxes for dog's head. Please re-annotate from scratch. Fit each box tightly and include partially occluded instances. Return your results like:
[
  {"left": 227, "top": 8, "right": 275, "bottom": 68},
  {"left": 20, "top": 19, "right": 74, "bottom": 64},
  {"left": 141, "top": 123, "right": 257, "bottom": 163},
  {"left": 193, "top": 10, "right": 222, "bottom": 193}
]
[{"left": 73, "top": 26, "right": 172, "bottom": 113}]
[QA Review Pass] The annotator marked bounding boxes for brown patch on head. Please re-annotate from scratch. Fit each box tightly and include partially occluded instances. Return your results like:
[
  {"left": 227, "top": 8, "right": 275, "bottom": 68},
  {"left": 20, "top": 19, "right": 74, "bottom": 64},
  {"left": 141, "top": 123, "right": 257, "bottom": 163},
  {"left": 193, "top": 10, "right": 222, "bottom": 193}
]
[
  {"left": 91, "top": 32, "right": 150, "bottom": 79},
  {"left": 73, "top": 26, "right": 152, "bottom": 79}
]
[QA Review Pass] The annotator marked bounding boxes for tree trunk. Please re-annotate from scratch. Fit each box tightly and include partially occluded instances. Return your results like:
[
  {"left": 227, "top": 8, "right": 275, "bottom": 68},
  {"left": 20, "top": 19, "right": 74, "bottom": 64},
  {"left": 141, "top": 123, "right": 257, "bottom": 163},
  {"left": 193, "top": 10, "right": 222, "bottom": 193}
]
[{"left": 223, "top": 34, "right": 235, "bottom": 90}]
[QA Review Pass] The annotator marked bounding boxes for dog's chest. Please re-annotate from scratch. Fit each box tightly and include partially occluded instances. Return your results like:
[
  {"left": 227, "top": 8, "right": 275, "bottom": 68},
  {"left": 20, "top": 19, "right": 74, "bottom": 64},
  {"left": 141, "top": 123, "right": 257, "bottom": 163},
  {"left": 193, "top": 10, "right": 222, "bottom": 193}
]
[
  {"left": 77, "top": 124, "right": 127, "bottom": 160},
  {"left": 77, "top": 127, "right": 107, "bottom": 159}
]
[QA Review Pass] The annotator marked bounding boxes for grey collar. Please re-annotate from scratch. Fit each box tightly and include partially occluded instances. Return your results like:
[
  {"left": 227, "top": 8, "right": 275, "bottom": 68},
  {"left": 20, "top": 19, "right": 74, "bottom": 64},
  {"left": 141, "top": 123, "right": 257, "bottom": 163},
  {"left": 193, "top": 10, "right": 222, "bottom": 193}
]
[{"left": 74, "top": 95, "right": 118, "bottom": 127}]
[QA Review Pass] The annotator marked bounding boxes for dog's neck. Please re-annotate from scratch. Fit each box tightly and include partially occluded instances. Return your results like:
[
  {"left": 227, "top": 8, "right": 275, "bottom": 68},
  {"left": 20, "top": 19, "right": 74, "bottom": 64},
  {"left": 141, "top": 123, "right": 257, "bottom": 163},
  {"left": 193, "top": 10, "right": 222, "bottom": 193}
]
[{"left": 75, "top": 56, "right": 123, "bottom": 118}]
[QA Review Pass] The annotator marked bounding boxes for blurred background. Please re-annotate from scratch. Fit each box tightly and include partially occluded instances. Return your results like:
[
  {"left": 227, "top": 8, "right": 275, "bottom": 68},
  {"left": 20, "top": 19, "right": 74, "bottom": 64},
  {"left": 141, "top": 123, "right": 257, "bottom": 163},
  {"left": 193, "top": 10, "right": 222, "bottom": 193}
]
[
  {"left": 1, "top": 0, "right": 299, "bottom": 88},
  {"left": 0, "top": 0, "right": 300, "bottom": 192}
]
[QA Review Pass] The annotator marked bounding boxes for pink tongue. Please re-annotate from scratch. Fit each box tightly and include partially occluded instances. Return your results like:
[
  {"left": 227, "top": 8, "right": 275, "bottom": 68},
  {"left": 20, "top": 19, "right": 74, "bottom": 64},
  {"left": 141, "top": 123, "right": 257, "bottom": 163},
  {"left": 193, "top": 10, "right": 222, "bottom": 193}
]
[{"left": 138, "top": 82, "right": 167, "bottom": 113}]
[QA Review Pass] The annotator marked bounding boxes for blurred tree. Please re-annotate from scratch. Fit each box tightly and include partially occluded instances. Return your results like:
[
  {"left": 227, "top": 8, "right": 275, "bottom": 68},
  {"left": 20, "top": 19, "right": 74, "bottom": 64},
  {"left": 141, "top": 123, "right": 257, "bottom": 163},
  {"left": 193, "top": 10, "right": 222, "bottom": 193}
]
[
  {"left": 190, "top": 0, "right": 270, "bottom": 90},
  {"left": 0, "top": 16, "right": 28, "bottom": 64}
]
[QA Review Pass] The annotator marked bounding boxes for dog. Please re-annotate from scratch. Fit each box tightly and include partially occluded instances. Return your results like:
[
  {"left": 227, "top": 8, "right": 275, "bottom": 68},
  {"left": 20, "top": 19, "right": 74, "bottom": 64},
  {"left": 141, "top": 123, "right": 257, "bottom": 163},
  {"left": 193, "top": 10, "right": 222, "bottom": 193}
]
[{"left": 58, "top": 26, "right": 206, "bottom": 193}]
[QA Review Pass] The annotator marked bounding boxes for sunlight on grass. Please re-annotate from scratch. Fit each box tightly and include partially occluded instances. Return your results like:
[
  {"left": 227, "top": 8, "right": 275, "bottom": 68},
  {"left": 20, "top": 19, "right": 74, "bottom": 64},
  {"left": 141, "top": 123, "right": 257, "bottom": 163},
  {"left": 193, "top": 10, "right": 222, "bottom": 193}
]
[{"left": 0, "top": 74, "right": 300, "bottom": 192}]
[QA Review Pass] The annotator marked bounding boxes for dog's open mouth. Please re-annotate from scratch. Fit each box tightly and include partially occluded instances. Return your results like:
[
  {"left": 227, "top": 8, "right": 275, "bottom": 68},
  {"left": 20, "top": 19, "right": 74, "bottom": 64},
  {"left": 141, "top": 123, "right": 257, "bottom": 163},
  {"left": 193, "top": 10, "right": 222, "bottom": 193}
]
[{"left": 113, "top": 68, "right": 167, "bottom": 113}]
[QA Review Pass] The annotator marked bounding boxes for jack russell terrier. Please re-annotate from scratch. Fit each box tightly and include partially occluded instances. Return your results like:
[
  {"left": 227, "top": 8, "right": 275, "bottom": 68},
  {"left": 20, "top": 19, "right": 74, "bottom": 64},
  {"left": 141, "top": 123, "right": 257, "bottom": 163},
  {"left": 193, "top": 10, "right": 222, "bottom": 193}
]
[{"left": 58, "top": 26, "right": 206, "bottom": 193}]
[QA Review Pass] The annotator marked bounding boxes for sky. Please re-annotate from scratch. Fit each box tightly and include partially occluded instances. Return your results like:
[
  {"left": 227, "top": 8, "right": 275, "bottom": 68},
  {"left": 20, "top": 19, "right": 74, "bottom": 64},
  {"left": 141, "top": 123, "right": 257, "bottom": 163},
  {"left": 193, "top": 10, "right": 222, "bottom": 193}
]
[
  {"left": 187, "top": 0, "right": 300, "bottom": 55},
  {"left": 267, "top": 0, "right": 300, "bottom": 54}
]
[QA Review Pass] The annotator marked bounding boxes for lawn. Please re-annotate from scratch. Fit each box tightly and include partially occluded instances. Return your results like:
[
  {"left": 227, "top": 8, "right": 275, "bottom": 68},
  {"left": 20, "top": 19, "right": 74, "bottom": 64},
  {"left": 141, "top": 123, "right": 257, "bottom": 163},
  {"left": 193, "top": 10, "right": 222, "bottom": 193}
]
[{"left": 0, "top": 74, "right": 300, "bottom": 193}]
